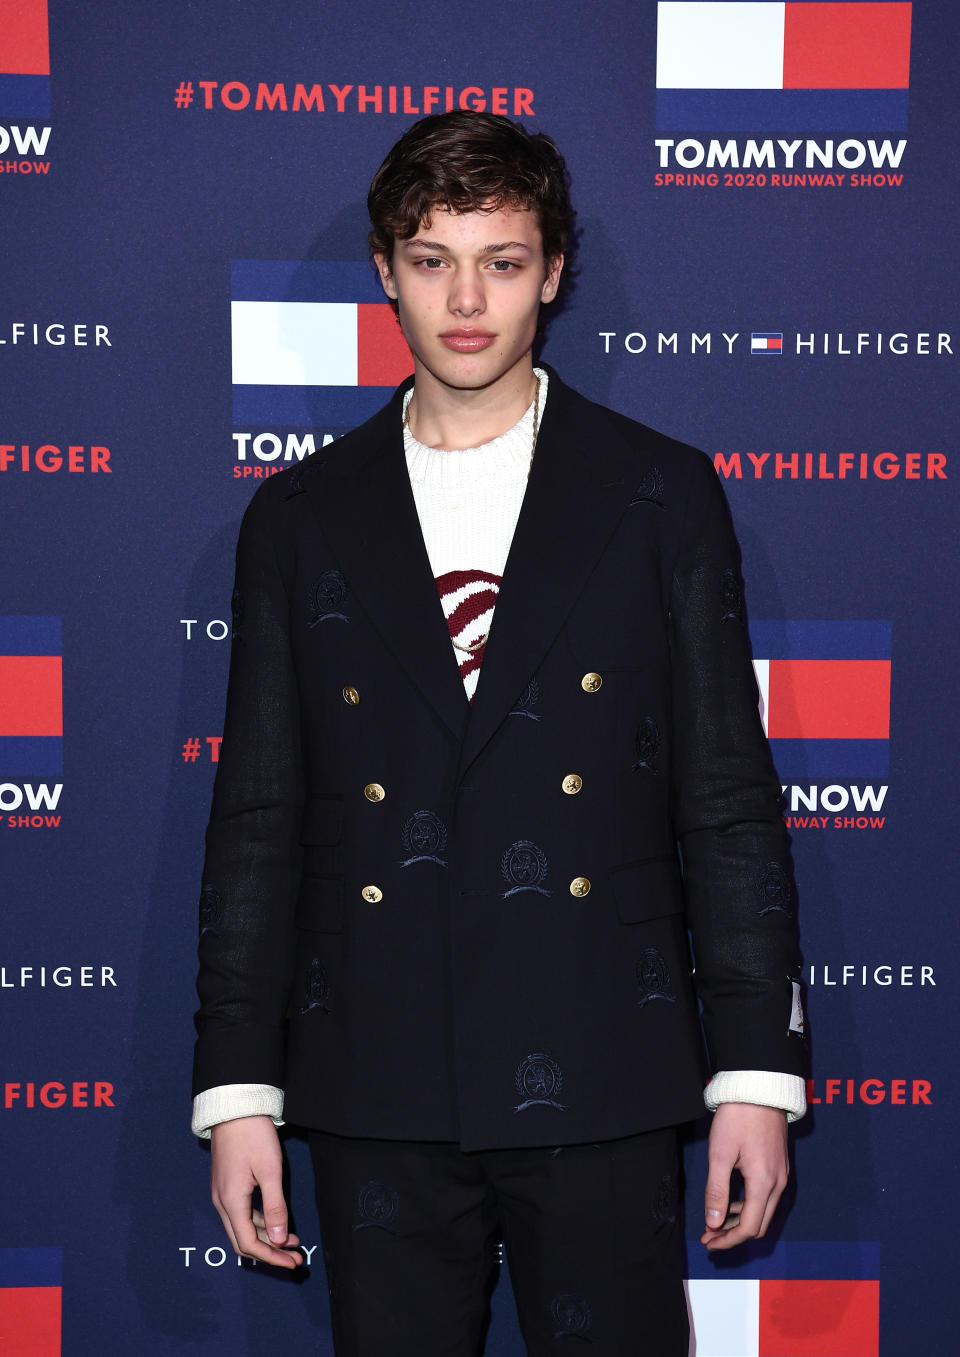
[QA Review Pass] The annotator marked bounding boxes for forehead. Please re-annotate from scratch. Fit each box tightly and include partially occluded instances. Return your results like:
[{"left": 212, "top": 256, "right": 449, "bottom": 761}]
[{"left": 409, "top": 203, "right": 543, "bottom": 250}]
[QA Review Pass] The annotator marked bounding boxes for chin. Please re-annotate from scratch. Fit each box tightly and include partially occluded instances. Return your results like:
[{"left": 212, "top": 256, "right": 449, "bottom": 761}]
[{"left": 442, "top": 350, "right": 532, "bottom": 389}]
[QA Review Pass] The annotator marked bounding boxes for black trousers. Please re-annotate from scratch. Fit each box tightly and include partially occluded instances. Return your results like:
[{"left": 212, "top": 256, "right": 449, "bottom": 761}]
[{"left": 309, "top": 1126, "right": 689, "bottom": 1356}]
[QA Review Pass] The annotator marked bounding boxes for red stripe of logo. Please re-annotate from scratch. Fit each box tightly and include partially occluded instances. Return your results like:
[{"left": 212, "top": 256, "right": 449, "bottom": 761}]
[
  {"left": 783, "top": 3, "right": 912, "bottom": 91},
  {"left": 758, "top": 1278, "right": 879, "bottom": 1356},
  {"left": 356, "top": 304, "right": 414, "bottom": 387},
  {"left": 0, "top": 656, "right": 62, "bottom": 735},
  {"left": 1, "top": 0, "right": 50, "bottom": 76},
  {"left": 767, "top": 659, "right": 890, "bottom": 739}
]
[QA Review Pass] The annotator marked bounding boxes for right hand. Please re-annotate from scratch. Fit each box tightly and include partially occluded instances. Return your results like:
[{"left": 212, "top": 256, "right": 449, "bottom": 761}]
[{"left": 210, "top": 1115, "right": 303, "bottom": 1268}]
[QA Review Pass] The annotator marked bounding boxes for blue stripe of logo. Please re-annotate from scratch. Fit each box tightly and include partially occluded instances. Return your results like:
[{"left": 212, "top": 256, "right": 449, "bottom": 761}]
[
  {"left": 656, "top": 89, "right": 908, "bottom": 133},
  {"left": 685, "top": 1238, "right": 879, "bottom": 1282},
  {"left": 231, "top": 260, "right": 383, "bottom": 303},
  {"left": 770, "top": 738, "right": 888, "bottom": 780},
  {"left": 232, "top": 383, "right": 396, "bottom": 427},
  {"left": 0, "top": 735, "right": 63, "bottom": 775},
  {"left": 0, "top": 74, "right": 51, "bottom": 119},
  {"left": 0, "top": 1247, "right": 62, "bottom": 1288},
  {"left": 750, "top": 620, "right": 891, "bottom": 661},
  {"left": 0, "top": 616, "right": 61, "bottom": 655}
]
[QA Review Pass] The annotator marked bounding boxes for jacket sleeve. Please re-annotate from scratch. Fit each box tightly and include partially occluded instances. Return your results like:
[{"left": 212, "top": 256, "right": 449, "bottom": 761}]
[
  {"left": 668, "top": 452, "right": 806, "bottom": 1079},
  {"left": 192, "top": 484, "right": 305, "bottom": 1097}
]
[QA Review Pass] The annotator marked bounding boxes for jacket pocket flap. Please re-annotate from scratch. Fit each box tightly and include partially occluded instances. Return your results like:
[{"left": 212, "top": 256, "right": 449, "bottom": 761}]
[
  {"left": 300, "top": 797, "right": 343, "bottom": 845},
  {"left": 611, "top": 855, "right": 684, "bottom": 924},
  {"left": 295, "top": 875, "right": 343, "bottom": 932}
]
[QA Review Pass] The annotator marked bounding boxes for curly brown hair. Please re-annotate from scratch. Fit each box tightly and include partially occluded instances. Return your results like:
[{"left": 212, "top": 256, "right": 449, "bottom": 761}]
[{"left": 367, "top": 111, "right": 575, "bottom": 267}]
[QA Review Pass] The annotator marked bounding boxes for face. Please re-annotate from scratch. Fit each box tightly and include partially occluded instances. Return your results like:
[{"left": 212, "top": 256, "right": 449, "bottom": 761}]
[{"left": 374, "top": 204, "right": 563, "bottom": 397}]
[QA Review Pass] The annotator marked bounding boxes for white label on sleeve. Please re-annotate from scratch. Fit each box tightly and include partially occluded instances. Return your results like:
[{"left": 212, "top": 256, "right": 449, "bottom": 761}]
[{"left": 789, "top": 980, "right": 805, "bottom": 1035}]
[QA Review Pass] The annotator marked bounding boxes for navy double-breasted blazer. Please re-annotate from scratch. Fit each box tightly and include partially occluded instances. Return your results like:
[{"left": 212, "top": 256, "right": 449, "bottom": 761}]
[{"left": 193, "top": 369, "right": 804, "bottom": 1152}]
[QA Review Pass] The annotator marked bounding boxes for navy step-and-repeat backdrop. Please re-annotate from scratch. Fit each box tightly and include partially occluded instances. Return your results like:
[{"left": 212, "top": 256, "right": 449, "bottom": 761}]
[{"left": 2, "top": 1, "right": 957, "bottom": 1353}]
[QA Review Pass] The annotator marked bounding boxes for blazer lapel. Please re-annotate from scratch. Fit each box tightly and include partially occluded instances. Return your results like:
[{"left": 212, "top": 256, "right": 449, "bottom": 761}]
[
  {"left": 305, "top": 385, "right": 470, "bottom": 744},
  {"left": 459, "top": 371, "right": 635, "bottom": 779}
]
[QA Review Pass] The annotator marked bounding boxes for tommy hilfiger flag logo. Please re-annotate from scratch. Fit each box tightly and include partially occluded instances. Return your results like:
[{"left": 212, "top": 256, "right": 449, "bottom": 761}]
[
  {"left": 752, "top": 332, "right": 783, "bottom": 354},
  {"left": 685, "top": 1238, "right": 879, "bottom": 1356},
  {"left": 656, "top": 2, "right": 912, "bottom": 130},
  {"left": 0, "top": 1248, "right": 62, "bottom": 1356},
  {"left": 751, "top": 620, "right": 891, "bottom": 778},
  {"left": 0, "top": 617, "right": 62, "bottom": 775},
  {"left": 0, "top": 0, "right": 50, "bottom": 116},
  {"left": 231, "top": 260, "right": 413, "bottom": 426}
]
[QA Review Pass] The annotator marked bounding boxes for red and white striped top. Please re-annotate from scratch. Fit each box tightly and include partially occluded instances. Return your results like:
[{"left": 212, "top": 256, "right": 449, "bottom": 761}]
[{"left": 434, "top": 567, "right": 501, "bottom": 698}]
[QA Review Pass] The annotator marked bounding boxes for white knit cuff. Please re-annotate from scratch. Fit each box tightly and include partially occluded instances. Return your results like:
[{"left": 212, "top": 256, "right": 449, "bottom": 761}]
[
  {"left": 704, "top": 1070, "right": 807, "bottom": 1123},
  {"left": 191, "top": 1084, "right": 285, "bottom": 1139}
]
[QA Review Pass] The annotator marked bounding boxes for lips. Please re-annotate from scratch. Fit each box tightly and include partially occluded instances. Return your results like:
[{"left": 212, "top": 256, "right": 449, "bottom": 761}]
[{"left": 439, "top": 330, "right": 496, "bottom": 353}]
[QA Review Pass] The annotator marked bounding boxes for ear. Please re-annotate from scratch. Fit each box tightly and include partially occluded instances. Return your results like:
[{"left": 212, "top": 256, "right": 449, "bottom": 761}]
[
  {"left": 373, "top": 252, "right": 398, "bottom": 301},
  {"left": 540, "top": 253, "right": 564, "bottom": 305}
]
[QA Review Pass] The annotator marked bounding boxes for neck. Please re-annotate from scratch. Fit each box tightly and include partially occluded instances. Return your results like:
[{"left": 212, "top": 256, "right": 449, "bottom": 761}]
[{"left": 406, "top": 361, "right": 539, "bottom": 450}]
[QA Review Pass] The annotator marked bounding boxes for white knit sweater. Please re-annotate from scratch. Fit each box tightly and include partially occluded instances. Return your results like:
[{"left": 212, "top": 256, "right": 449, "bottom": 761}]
[{"left": 402, "top": 369, "right": 544, "bottom": 700}]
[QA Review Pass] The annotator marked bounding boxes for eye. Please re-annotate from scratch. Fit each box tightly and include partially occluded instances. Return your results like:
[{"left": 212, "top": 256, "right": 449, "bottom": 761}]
[
  {"left": 416, "top": 256, "right": 445, "bottom": 270},
  {"left": 489, "top": 259, "right": 518, "bottom": 272}
]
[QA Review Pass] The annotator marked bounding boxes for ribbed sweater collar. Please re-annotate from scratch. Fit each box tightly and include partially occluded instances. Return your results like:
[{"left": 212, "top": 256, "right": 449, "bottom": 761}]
[{"left": 403, "top": 368, "right": 548, "bottom": 489}]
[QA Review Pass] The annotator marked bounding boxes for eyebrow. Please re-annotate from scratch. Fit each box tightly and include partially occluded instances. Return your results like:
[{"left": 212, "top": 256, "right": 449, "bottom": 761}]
[{"left": 404, "top": 238, "right": 533, "bottom": 255}]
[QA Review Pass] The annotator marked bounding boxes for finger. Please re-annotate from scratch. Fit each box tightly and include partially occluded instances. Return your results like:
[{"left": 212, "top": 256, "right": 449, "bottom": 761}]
[
  {"left": 253, "top": 1226, "right": 302, "bottom": 1243},
  {"left": 214, "top": 1198, "right": 292, "bottom": 1266},
  {"left": 251, "top": 1207, "right": 301, "bottom": 1243},
  {"left": 755, "top": 1175, "right": 787, "bottom": 1240},
  {"left": 213, "top": 1199, "right": 243, "bottom": 1257},
  {"left": 705, "top": 1180, "right": 769, "bottom": 1252},
  {"left": 252, "top": 1213, "right": 301, "bottom": 1248},
  {"left": 703, "top": 1159, "right": 732, "bottom": 1234},
  {"left": 258, "top": 1173, "right": 292, "bottom": 1247},
  {"left": 220, "top": 1191, "right": 302, "bottom": 1269},
  {"left": 699, "top": 1198, "right": 743, "bottom": 1246},
  {"left": 717, "top": 1200, "right": 744, "bottom": 1230}
]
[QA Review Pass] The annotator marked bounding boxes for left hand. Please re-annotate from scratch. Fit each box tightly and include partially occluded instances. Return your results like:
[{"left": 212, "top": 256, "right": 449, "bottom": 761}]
[{"left": 701, "top": 1102, "right": 789, "bottom": 1251}]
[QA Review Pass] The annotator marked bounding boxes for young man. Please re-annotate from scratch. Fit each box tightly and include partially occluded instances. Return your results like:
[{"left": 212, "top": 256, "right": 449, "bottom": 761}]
[{"left": 193, "top": 111, "right": 806, "bottom": 1355}]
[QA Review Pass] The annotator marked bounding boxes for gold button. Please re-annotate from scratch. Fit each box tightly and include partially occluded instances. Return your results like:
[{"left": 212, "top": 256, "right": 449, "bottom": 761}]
[
  {"left": 364, "top": 782, "right": 385, "bottom": 802},
  {"left": 570, "top": 876, "right": 591, "bottom": 897},
  {"left": 361, "top": 884, "right": 383, "bottom": 903},
  {"left": 581, "top": 672, "right": 602, "bottom": 693},
  {"left": 562, "top": 774, "right": 583, "bottom": 795},
  {"left": 342, "top": 685, "right": 360, "bottom": 705}
]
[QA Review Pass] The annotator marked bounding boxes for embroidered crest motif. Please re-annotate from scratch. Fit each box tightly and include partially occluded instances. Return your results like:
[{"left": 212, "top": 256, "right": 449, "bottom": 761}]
[
  {"left": 284, "top": 454, "right": 325, "bottom": 499},
  {"left": 353, "top": 1180, "right": 399, "bottom": 1233},
  {"left": 400, "top": 810, "right": 448, "bottom": 867},
  {"left": 632, "top": 716, "right": 661, "bottom": 773},
  {"left": 500, "top": 840, "right": 551, "bottom": 897},
  {"left": 514, "top": 1052, "right": 566, "bottom": 1112},
  {"left": 653, "top": 1173, "right": 678, "bottom": 1226},
  {"left": 510, "top": 677, "right": 542, "bottom": 720},
  {"left": 635, "top": 949, "right": 677, "bottom": 1008},
  {"left": 198, "top": 884, "right": 221, "bottom": 937},
  {"left": 551, "top": 1292, "right": 592, "bottom": 1340},
  {"left": 285, "top": 463, "right": 308, "bottom": 499},
  {"left": 230, "top": 586, "right": 243, "bottom": 641},
  {"left": 757, "top": 861, "right": 792, "bottom": 916},
  {"left": 629, "top": 463, "right": 665, "bottom": 508},
  {"left": 299, "top": 957, "right": 331, "bottom": 1015},
  {"left": 308, "top": 569, "right": 348, "bottom": 627},
  {"left": 720, "top": 567, "right": 744, "bottom": 623}
]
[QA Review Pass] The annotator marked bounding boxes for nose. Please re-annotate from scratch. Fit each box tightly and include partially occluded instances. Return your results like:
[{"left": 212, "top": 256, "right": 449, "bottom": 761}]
[{"left": 448, "top": 266, "right": 484, "bottom": 318}]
